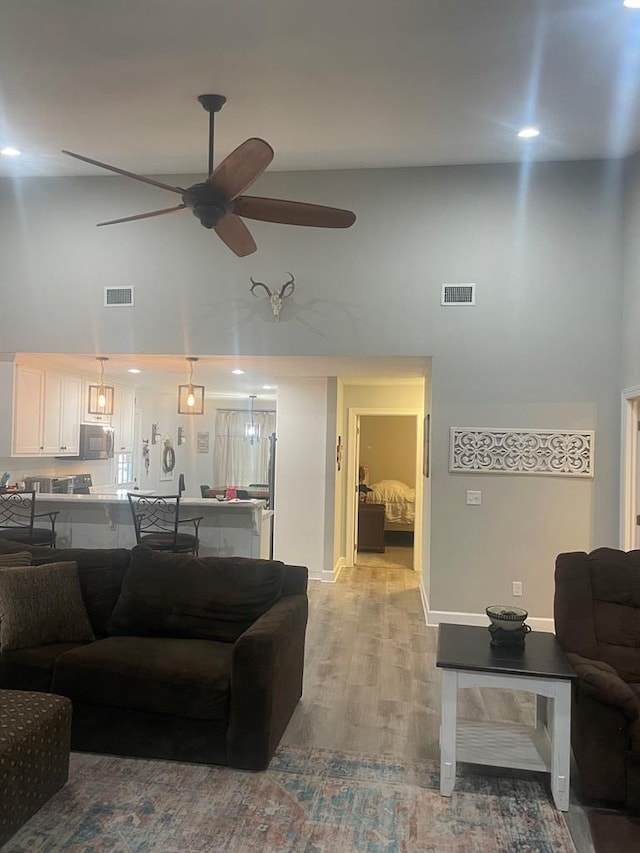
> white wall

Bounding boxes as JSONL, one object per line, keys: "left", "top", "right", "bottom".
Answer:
{"left": 0, "top": 157, "right": 624, "bottom": 619}
{"left": 273, "top": 378, "right": 331, "bottom": 580}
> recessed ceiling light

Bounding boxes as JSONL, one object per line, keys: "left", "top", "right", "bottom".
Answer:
{"left": 517, "top": 127, "right": 540, "bottom": 139}
{"left": 0, "top": 146, "right": 20, "bottom": 157}
{"left": 624, "top": 1, "right": 640, "bottom": 9}
{"left": 232, "top": 369, "right": 245, "bottom": 375}
{"left": 127, "top": 368, "right": 142, "bottom": 374}
{"left": 262, "top": 385, "right": 276, "bottom": 390}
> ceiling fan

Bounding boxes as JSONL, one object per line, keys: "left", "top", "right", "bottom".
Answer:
{"left": 62, "top": 94, "right": 356, "bottom": 257}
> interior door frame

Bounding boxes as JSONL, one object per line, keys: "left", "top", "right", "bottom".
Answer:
{"left": 346, "top": 406, "right": 424, "bottom": 571}
{"left": 620, "top": 385, "right": 640, "bottom": 550}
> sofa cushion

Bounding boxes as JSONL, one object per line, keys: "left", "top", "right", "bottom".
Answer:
{"left": 0, "top": 642, "right": 87, "bottom": 692}
{"left": 0, "top": 562, "right": 94, "bottom": 651}
{"left": 0, "top": 551, "right": 32, "bottom": 567}
{"left": 52, "top": 636, "right": 233, "bottom": 720}
{"left": 36, "top": 548, "right": 131, "bottom": 638}
{"left": 106, "top": 545, "right": 285, "bottom": 642}
{"left": 0, "top": 541, "right": 131, "bottom": 637}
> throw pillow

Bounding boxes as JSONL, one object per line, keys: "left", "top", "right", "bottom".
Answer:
{"left": 0, "top": 551, "right": 32, "bottom": 567}
{"left": 107, "top": 545, "right": 285, "bottom": 642}
{"left": 0, "top": 561, "right": 95, "bottom": 652}
{"left": 0, "top": 538, "right": 35, "bottom": 555}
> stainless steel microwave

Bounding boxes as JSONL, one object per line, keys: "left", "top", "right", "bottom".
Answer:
{"left": 78, "top": 423, "right": 114, "bottom": 460}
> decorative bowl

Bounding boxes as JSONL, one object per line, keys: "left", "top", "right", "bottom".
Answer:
{"left": 485, "top": 604, "right": 528, "bottom": 632}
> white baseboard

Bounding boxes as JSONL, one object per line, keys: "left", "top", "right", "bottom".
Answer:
{"left": 312, "top": 557, "right": 345, "bottom": 584}
{"left": 419, "top": 583, "right": 555, "bottom": 633}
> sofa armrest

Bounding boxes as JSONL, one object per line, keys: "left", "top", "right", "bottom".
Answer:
{"left": 568, "top": 652, "right": 640, "bottom": 721}
{"left": 227, "top": 593, "right": 308, "bottom": 770}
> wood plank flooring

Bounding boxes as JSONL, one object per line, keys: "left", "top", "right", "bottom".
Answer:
{"left": 282, "top": 544, "right": 595, "bottom": 853}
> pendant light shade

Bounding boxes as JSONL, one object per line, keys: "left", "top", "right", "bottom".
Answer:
{"left": 178, "top": 357, "right": 205, "bottom": 415}
{"left": 244, "top": 395, "right": 260, "bottom": 444}
{"left": 88, "top": 357, "right": 114, "bottom": 415}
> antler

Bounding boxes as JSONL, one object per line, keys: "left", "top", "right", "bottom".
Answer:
{"left": 279, "top": 272, "right": 295, "bottom": 299}
{"left": 250, "top": 276, "right": 272, "bottom": 297}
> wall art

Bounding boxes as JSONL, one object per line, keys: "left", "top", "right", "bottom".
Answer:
{"left": 449, "top": 427, "right": 594, "bottom": 478}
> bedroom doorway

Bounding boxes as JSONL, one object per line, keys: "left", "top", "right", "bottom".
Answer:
{"left": 347, "top": 408, "right": 424, "bottom": 574}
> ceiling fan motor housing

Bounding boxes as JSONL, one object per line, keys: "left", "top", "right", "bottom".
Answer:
{"left": 181, "top": 182, "right": 231, "bottom": 228}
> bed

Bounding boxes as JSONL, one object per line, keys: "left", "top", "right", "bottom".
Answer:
{"left": 368, "top": 479, "right": 415, "bottom": 531}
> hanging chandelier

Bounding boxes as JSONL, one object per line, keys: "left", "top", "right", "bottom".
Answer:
{"left": 244, "top": 395, "right": 260, "bottom": 444}
{"left": 177, "top": 357, "right": 205, "bottom": 415}
{"left": 88, "top": 356, "right": 114, "bottom": 415}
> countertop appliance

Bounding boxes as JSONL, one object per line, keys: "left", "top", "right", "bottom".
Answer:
{"left": 71, "top": 474, "right": 93, "bottom": 495}
{"left": 24, "top": 476, "right": 73, "bottom": 494}
{"left": 77, "top": 423, "right": 114, "bottom": 460}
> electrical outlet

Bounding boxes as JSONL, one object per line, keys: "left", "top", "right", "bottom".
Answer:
{"left": 512, "top": 581, "right": 523, "bottom": 597}
{"left": 466, "top": 490, "right": 482, "bottom": 505}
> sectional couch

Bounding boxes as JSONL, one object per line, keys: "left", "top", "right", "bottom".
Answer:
{"left": 0, "top": 539, "right": 308, "bottom": 771}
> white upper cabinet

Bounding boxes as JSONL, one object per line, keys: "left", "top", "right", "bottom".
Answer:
{"left": 113, "top": 385, "right": 135, "bottom": 453}
{"left": 41, "top": 372, "right": 81, "bottom": 455}
{"left": 11, "top": 364, "right": 81, "bottom": 457}
{"left": 12, "top": 364, "right": 45, "bottom": 455}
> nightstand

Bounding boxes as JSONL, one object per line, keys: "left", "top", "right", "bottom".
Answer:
{"left": 357, "top": 502, "right": 386, "bottom": 552}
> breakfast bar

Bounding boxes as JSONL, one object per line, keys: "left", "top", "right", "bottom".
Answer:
{"left": 32, "top": 493, "right": 273, "bottom": 559}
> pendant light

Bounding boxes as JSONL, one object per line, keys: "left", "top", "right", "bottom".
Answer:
{"left": 244, "top": 395, "right": 260, "bottom": 445}
{"left": 178, "top": 357, "right": 205, "bottom": 415}
{"left": 88, "top": 357, "right": 114, "bottom": 415}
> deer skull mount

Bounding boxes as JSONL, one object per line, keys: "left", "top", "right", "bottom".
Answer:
{"left": 249, "top": 273, "right": 295, "bottom": 321}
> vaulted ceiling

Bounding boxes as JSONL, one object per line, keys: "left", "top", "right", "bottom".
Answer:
{"left": 2, "top": 1, "right": 640, "bottom": 179}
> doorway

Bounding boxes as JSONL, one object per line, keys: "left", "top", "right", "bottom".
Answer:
{"left": 346, "top": 407, "right": 424, "bottom": 574}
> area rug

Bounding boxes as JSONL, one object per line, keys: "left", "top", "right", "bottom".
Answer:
{"left": 3, "top": 746, "right": 576, "bottom": 852}
{"left": 588, "top": 809, "right": 640, "bottom": 853}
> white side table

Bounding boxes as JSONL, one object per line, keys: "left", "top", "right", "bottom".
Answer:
{"left": 436, "top": 624, "right": 576, "bottom": 812}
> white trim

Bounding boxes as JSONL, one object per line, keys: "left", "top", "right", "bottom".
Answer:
{"left": 421, "top": 593, "right": 554, "bottom": 634}
{"left": 620, "top": 386, "right": 640, "bottom": 550}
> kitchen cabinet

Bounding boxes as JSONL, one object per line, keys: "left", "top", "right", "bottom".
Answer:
{"left": 12, "top": 364, "right": 45, "bottom": 455}
{"left": 357, "top": 502, "right": 386, "bottom": 553}
{"left": 41, "top": 372, "right": 81, "bottom": 455}
{"left": 113, "top": 385, "right": 135, "bottom": 453}
{"left": 10, "top": 364, "right": 81, "bottom": 457}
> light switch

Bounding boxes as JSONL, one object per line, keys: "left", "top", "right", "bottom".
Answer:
{"left": 466, "top": 490, "right": 482, "bottom": 505}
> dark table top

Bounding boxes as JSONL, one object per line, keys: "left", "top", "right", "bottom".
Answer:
{"left": 436, "top": 623, "right": 577, "bottom": 680}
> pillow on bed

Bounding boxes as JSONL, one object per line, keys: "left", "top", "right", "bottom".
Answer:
{"left": 370, "top": 480, "right": 414, "bottom": 500}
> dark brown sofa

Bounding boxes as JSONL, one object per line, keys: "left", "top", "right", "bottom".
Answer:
{"left": 0, "top": 540, "right": 308, "bottom": 771}
{"left": 554, "top": 547, "right": 640, "bottom": 810}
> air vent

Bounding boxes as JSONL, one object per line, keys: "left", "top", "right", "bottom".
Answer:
{"left": 441, "top": 283, "right": 476, "bottom": 306}
{"left": 104, "top": 286, "right": 134, "bottom": 307}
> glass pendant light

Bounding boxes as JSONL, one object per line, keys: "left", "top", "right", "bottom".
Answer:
{"left": 88, "top": 357, "right": 114, "bottom": 415}
{"left": 178, "top": 357, "right": 205, "bottom": 415}
{"left": 244, "top": 395, "right": 260, "bottom": 445}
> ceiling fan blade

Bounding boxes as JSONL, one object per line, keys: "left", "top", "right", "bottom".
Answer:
{"left": 234, "top": 195, "right": 356, "bottom": 228}
{"left": 62, "top": 150, "right": 186, "bottom": 195}
{"left": 206, "top": 138, "right": 274, "bottom": 201}
{"left": 96, "top": 205, "right": 188, "bottom": 227}
{"left": 214, "top": 212, "right": 257, "bottom": 257}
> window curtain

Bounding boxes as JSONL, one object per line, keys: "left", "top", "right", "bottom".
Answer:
{"left": 214, "top": 410, "right": 276, "bottom": 486}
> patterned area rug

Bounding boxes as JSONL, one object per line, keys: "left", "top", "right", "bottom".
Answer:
{"left": 4, "top": 746, "right": 576, "bottom": 852}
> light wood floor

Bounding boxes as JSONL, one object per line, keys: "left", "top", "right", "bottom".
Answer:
{"left": 282, "top": 544, "right": 595, "bottom": 853}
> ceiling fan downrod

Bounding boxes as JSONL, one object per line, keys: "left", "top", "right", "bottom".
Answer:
{"left": 197, "top": 94, "right": 226, "bottom": 176}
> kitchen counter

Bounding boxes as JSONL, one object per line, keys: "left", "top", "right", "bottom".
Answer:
{"left": 34, "top": 493, "right": 273, "bottom": 559}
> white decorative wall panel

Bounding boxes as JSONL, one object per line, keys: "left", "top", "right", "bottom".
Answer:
{"left": 449, "top": 428, "right": 594, "bottom": 477}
